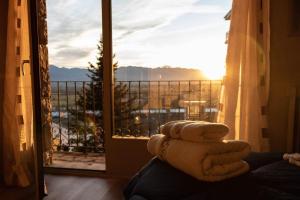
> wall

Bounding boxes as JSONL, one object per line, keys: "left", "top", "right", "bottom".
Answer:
{"left": 269, "top": 0, "right": 300, "bottom": 151}
{"left": 106, "top": 138, "right": 152, "bottom": 177}
{"left": 0, "top": 1, "right": 8, "bottom": 183}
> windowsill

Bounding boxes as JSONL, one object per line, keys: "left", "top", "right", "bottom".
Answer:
{"left": 112, "top": 135, "right": 150, "bottom": 141}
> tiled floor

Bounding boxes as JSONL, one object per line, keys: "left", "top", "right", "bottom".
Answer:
{"left": 48, "top": 152, "right": 106, "bottom": 170}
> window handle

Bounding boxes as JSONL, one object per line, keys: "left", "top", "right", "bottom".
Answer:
{"left": 21, "top": 60, "right": 30, "bottom": 76}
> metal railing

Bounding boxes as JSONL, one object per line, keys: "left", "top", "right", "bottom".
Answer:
{"left": 50, "top": 80, "right": 222, "bottom": 153}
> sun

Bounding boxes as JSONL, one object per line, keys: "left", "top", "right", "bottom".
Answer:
{"left": 201, "top": 67, "right": 225, "bottom": 80}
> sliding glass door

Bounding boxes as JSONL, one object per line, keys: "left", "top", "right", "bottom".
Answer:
{"left": 40, "top": 0, "right": 106, "bottom": 171}
{"left": 30, "top": 0, "right": 230, "bottom": 178}
{"left": 102, "top": 0, "right": 228, "bottom": 176}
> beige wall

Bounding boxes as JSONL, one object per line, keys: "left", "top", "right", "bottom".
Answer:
{"left": 269, "top": 0, "right": 300, "bottom": 151}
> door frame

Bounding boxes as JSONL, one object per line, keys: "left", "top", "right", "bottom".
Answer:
{"left": 30, "top": 0, "right": 151, "bottom": 186}
{"left": 28, "top": 0, "right": 45, "bottom": 199}
{"left": 102, "top": 0, "right": 114, "bottom": 176}
{"left": 102, "top": 0, "right": 152, "bottom": 178}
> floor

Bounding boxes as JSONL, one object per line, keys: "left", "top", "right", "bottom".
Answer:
{"left": 0, "top": 184, "right": 35, "bottom": 200}
{"left": 44, "top": 174, "right": 128, "bottom": 200}
{"left": 49, "top": 152, "right": 106, "bottom": 170}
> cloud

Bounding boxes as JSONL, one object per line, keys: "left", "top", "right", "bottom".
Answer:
{"left": 54, "top": 47, "right": 92, "bottom": 59}
{"left": 47, "top": 0, "right": 231, "bottom": 68}
{"left": 48, "top": 45, "right": 94, "bottom": 67}
{"left": 47, "top": 0, "right": 101, "bottom": 43}
{"left": 112, "top": 0, "right": 226, "bottom": 40}
{"left": 47, "top": 0, "right": 101, "bottom": 66}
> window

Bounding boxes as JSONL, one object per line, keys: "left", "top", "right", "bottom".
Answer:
{"left": 111, "top": 0, "right": 231, "bottom": 138}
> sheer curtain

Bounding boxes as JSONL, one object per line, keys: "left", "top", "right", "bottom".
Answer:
{"left": 2, "top": 0, "right": 35, "bottom": 187}
{"left": 218, "top": 0, "right": 270, "bottom": 152}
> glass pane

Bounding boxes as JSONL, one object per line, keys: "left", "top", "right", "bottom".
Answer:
{"left": 112, "top": 0, "right": 231, "bottom": 137}
{"left": 46, "top": 0, "right": 105, "bottom": 170}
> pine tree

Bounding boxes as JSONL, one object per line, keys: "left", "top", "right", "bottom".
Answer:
{"left": 77, "top": 41, "right": 105, "bottom": 113}
{"left": 68, "top": 39, "right": 144, "bottom": 153}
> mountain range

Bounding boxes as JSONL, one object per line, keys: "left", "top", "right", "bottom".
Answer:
{"left": 49, "top": 65, "right": 207, "bottom": 81}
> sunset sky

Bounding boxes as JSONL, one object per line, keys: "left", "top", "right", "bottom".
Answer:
{"left": 47, "top": 0, "right": 232, "bottom": 79}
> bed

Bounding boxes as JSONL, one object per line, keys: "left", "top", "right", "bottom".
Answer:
{"left": 124, "top": 152, "right": 300, "bottom": 200}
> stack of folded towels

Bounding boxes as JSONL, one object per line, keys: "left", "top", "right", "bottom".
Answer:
{"left": 283, "top": 153, "right": 300, "bottom": 167}
{"left": 147, "top": 120, "right": 251, "bottom": 182}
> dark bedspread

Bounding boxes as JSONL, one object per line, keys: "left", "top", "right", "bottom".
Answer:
{"left": 124, "top": 152, "right": 300, "bottom": 200}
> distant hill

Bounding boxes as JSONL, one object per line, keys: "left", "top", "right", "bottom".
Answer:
{"left": 49, "top": 65, "right": 207, "bottom": 81}
{"left": 115, "top": 66, "right": 206, "bottom": 81}
{"left": 49, "top": 65, "right": 90, "bottom": 81}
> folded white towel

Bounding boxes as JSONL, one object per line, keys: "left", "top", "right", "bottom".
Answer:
{"left": 160, "top": 120, "right": 194, "bottom": 136}
{"left": 160, "top": 120, "right": 229, "bottom": 143}
{"left": 147, "top": 133, "right": 168, "bottom": 157}
{"left": 283, "top": 153, "right": 300, "bottom": 167}
{"left": 283, "top": 153, "right": 300, "bottom": 161}
{"left": 289, "top": 159, "right": 300, "bottom": 167}
{"left": 147, "top": 134, "right": 251, "bottom": 182}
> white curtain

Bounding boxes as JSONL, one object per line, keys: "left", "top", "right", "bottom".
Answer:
{"left": 2, "top": 0, "right": 34, "bottom": 187}
{"left": 218, "top": 0, "right": 270, "bottom": 152}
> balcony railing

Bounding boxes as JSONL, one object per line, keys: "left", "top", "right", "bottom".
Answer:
{"left": 50, "top": 80, "right": 222, "bottom": 153}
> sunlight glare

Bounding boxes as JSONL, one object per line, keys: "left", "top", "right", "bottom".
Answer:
{"left": 201, "top": 66, "right": 225, "bottom": 80}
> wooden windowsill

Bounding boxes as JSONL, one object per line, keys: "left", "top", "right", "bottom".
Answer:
{"left": 112, "top": 135, "right": 150, "bottom": 141}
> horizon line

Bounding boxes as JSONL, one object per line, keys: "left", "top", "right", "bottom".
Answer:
{"left": 49, "top": 64, "right": 207, "bottom": 71}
